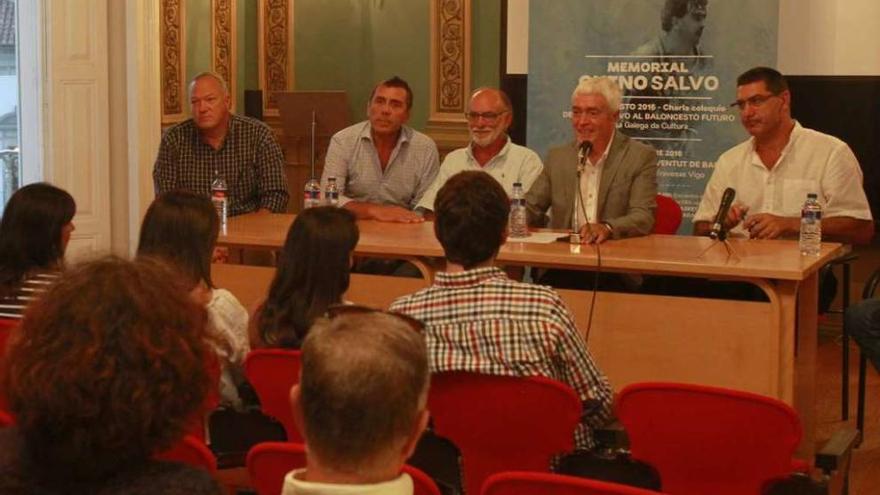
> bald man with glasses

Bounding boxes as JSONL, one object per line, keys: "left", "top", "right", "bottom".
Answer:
{"left": 416, "top": 87, "right": 543, "bottom": 214}
{"left": 693, "top": 67, "right": 872, "bottom": 243}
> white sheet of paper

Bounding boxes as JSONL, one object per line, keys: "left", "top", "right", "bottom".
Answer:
{"left": 506, "top": 232, "right": 564, "bottom": 244}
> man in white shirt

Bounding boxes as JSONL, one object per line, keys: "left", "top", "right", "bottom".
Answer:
{"left": 281, "top": 312, "right": 429, "bottom": 495}
{"left": 693, "top": 67, "right": 873, "bottom": 243}
{"left": 417, "top": 88, "right": 543, "bottom": 214}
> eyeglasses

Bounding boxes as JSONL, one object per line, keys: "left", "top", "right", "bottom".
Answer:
{"left": 464, "top": 111, "right": 508, "bottom": 123}
{"left": 326, "top": 303, "right": 425, "bottom": 332}
{"left": 730, "top": 93, "right": 779, "bottom": 111}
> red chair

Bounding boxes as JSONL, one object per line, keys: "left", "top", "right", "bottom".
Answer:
{"left": 0, "top": 409, "right": 13, "bottom": 427}
{"left": 246, "top": 442, "right": 442, "bottom": 495}
{"left": 244, "top": 349, "right": 303, "bottom": 442}
{"left": 652, "top": 194, "right": 682, "bottom": 235}
{"left": 155, "top": 434, "right": 217, "bottom": 473}
{"left": 482, "top": 471, "right": 666, "bottom": 495}
{"left": 616, "top": 382, "right": 805, "bottom": 495}
{"left": 427, "top": 372, "right": 581, "bottom": 495}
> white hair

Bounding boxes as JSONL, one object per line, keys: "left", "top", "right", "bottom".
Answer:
{"left": 571, "top": 76, "right": 622, "bottom": 113}
{"left": 188, "top": 71, "right": 229, "bottom": 98}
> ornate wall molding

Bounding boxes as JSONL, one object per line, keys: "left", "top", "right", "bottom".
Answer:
{"left": 426, "top": 0, "right": 472, "bottom": 156}
{"left": 258, "top": 0, "right": 295, "bottom": 117}
{"left": 212, "top": 0, "right": 237, "bottom": 110}
{"left": 160, "top": 0, "right": 186, "bottom": 124}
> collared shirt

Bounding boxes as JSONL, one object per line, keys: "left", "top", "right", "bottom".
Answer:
{"left": 416, "top": 137, "right": 543, "bottom": 211}
{"left": 694, "top": 122, "right": 873, "bottom": 237}
{"left": 0, "top": 272, "right": 59, "bottom": 319}
{"left": 574, "top": 132, "right": 614, "bottom": 230}
{"left": 282, "top": 469, "right": 413, "bottom": 495}
{"left": 321, "top": 121, "right": 439, "bottom": 209}
{"left": 389, "top": 267, "right": 614, "bottom": 450}
{"left": 153, "top": 114, "right": 290, "bottom": 215}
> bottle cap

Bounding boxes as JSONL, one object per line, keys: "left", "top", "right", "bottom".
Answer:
{"left": 807, "top": 193, "right": 817, "bottom": 199}
{"left": 513, "top": 182, "right": 522, "bottom": 187}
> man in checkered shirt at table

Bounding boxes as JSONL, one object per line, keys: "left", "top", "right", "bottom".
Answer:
{"left": 153, "top": 72, "right": 289, "bottom": 215}
{"left": 390, "top": 170, "right": 614, "bottom": 450}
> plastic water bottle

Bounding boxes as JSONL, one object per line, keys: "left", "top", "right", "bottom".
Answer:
{"left": 324, "top": 176, "right": 339, "bottom": 206}
{"left": 799, "top": 193, "right": 822, "bottom": 256}
{"left": 509, "top": 182, "right": 529, "bottom": 238}
{"left": 210, "top": 172, "right": 228, "bottom": 231}
{"left": 303, "top": 177, "right": 321, "bottom": 209}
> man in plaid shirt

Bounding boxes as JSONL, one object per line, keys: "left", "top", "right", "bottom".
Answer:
{"left": 390, "top": 171, "right": 613, "bottom": 450}
{"left": 153, "top": 72, "right": 289, "bottom": 215}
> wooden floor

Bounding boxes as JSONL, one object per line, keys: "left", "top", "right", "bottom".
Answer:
{"left": 817, "top": 319, "right": 879, "bottom": 494}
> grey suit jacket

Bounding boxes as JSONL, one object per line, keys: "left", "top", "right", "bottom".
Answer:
{"left": 525, "top": 132, "right": 658, "bottom": 239}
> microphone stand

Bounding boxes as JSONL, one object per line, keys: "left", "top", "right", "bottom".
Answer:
{"left": 696, "top": 225, "right": 739, "bottom": 261}
{"left": 309, "top": 110, "right": 317, "bottom": 180}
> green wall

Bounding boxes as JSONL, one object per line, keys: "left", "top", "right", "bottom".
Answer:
{"left": 184, "top": 0, "right": 502, "bottom": 129}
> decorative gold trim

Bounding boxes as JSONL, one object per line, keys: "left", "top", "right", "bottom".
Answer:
{"left": 426, "top": 0, "right": 472, "bottom": 155}
{"left": 258, "top": 0, "right": 295, "bottom": 117}
{"left": 160, "top": 0, "right": 186, "bottom": 124}
{"left": 212, "top": 0, "right": 237, "bottom": 111}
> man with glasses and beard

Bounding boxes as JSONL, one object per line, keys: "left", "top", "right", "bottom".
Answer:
{"left": 693, "top": 67, "right": 872, "bottom": 243}
{"left": 416, "top": 88, "right": 543, "bottom": 215}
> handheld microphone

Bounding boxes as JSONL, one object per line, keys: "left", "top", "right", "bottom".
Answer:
{"left": 576, "top": 141, "right": 592, "bottom": 175}
{"left": 709, "top": 187, "right": 736, "bottom": 240}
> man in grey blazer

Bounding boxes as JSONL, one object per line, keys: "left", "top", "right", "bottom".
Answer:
{"left": 526, "top": 77, "right": 658, "bottom": 244}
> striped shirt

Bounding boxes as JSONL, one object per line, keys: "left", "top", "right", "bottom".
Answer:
{"left": 321, "top": 121, "right": 439, "bottom": 209}
{"left": 0, "top": 272, "right": 60, "bottom": 319}
{"left": 153, "top": 114, "right": 290, "bottom": 215}
{"left": 390, "top": 266, "right": 613, "bottom": 449}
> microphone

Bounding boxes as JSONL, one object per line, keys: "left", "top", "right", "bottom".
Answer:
{"left": 709, "top": 187, "right": 736, "bottom": 240}
{"left": 576, "top": 141, "right": 592, "bottom": 175}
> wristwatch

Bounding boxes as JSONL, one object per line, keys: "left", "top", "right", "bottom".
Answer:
{"left": 600, "top": 222, "right": 614, "bottom": 236}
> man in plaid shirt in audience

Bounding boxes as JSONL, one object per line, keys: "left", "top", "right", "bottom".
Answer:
{"left": 390, "top": 171, "right": 613, "bottom": 450}
{"left": 153, "top": 72, "right": 289, "bottom": 215}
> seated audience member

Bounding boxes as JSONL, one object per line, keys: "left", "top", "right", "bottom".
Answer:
{"left": 390, "top": 171, "right": 613, "bottom": 450}
{"left": 282, "top": 311, "right": 429, "bottom": 494}
{"left": 250, "top": 206, "right": 359, "bottom": 349}
{"left": 847, "top": 297, "right": 880, "bottom": 373}
{"left": 0, "top": 257, "right": 222, "bottom": 494}
{"left": 416, "top": 87, "right": 543, "bottom": 215}
{"left": 321, "top": 76, "right": 439, "bottom": 223}
{"left": 137, "top": 190, "right": 249, "bottom": 407}
{"left": 693, "top": 67, "right": 873, "bottom": 243}
{"left": 525, "top": 77, "right": 658, "bottom": 244}
{"left": 0, "top": 183, "right": 75, "bottom": 319}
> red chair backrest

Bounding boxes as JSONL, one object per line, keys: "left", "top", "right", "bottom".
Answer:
{"left": 652, "top": 194, "right": 682, "bottom": 235}
{"left": 428, "top": 372, "right": 581, "bottom": 495}
{"left": 482, "top": 471, "right": 666, "bottom": 495}
{"left": 616, "top": 382, "right": 802, "bottom": 495}
{"left": 244, "top": 349, "right": 303, "bottom": 442}
{"left": 247, "top": 442, "right": 441, "bottom": 495}
{"left": 0, "top": 409, "right": 13, "bottom": 427}
{"left": 155, "top": 434, "right": 217, "bottom": 473}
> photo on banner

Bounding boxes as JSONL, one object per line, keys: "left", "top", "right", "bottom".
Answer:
{"left": 527, "top": 0, "right": 779, "bottom": 233}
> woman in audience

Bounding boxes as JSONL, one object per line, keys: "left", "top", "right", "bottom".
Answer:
{"left": 0, "top": 256, "right": 222, "bottom": 494}
{"left": 137, "top": 190, "right": 249, "bottom": 407}
{"left": 251, "top": 206, "right": 359, "bottom": 349}
{"left": 0, "top": 183, "right": 75, "bottom": 319}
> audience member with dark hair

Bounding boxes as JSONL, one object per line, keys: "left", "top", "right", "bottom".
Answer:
{"left": 282, "top": 311, "right": 429, "bottom": 493}
{"left": 0, "top": 256, "right": 222, "bottom": 494}
{"left": 0, "top": 183, "right": 76, "bottom": 319}
{"left": 391, "top": 170, "right": 613, "bottom": 450}
{"left": 137, "top": 190, "right": 249, "bottom": 407}
{"left": 251, "top": 206, "right": 359, "bottom": 349}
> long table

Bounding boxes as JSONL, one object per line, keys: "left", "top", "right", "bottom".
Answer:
{"left": 219, "top": 213, "right": 845, "bottom": 456}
